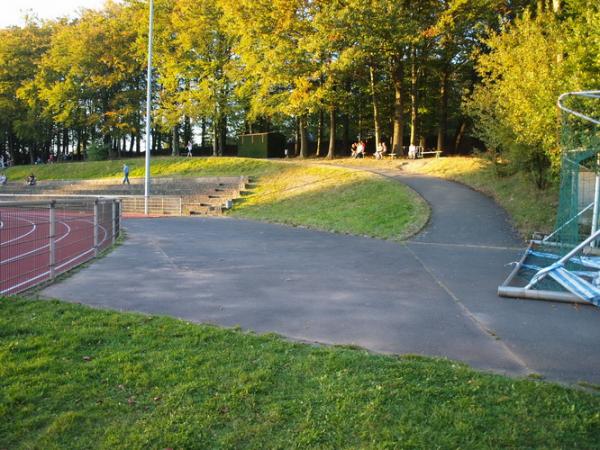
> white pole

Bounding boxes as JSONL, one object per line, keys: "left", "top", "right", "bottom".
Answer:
{"left": 144, "top": 0, "right": 154, "bottom": 215}
{"left": 93, "top": 200, "right": 99, "bottom": 257}
{"left": 49, "top": 202, "right": 56, "bottom": 279}
{"left": 592, "top": 160, "right": 600, "bottom": 247}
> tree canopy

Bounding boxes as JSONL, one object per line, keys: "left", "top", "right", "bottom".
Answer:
{"left": 0, "top": 0, "right": 597, "bottom": 181}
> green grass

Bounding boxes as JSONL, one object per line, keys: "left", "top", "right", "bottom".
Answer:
{"left": 4, "top": 157, "right": 429, "bottom": 241}
{"left": 231, "top": 164, "right": 429, "bottom": 240}
{"left": 1, "top": 298, "right": 598, "bottom": 449}
{"left": 4, "top": 156, "right": 280, "bottom": 181}
{"left": 326, "top": 156, "right": 558, "bottom": 239}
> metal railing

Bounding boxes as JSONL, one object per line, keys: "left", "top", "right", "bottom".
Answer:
{"left": 0, "top": 198, "right": 121, "bottom": 295}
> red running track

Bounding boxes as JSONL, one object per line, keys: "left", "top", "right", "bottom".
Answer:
{"left": 0, "top": 208, "right": 109, "bottom": 295}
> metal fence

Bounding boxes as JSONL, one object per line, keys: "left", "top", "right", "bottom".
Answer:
{"left": 0, "top": 198, "right": 121, "bottom": 295}
{"left": 0, "top": 194, "right": 184, "bottom": 216}
{"left": 119, "top": 195, "right": 183, "bottom": 215}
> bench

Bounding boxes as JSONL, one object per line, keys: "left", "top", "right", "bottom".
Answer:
{"left": 388, "top": 153, "right": 398, "bottom": 160}
{"left": 419, "top": 150, "right": 442, "bottom": 158}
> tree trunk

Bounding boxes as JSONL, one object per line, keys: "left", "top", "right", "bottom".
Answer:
{"left": 316, "top": 109, "right": 323, "bottom": 157}
{"left": 342, "top": 113, "right": 349, "bottom": 156}
{"left": 212, "top": 119, "right": 218, "bottom": 156}
{"left": 183, "top": 115, "right": 192, "bottom": 147}
{"left": 552, "top": 0, "right": 561, "bottom": 13}
{"left": 129, "top": 134, "right": 135, "bottom": 153}
{"left": 76, "top": 129, "right": 82, "bottom": 157}
{"left": 56, "top": 130, "right": 61, "bottom": 156}
{"left": 219, "top": 115, "right": 227, "bottom": 156}
{"left": 326, "top": 108, "right": 336, "bottom": 159}
{"left": 436, "top": 68, "right": 449, "bottom": 152}
{"left": 369, "top": 65, "right": 381, "bottom": 150}
{"left": 410, "top": 47, "right": 419, "bottom": 146}
{"left": 299, "top": 116, "right": 308, "bottom": 158}
{"left": 294, "top": 117, "right": 300, "bottom": 156}
{"left": 454, "top": 121, "right": 467, "bottom": 152}
{"left": 62, "top": 128, "right": 69, "bottom": 156}
{"left": 172, "top": 126, "right": 179, "bottom": 156}
{"left": 7, "top": 132, "right": 16, "bottom": 163}
{"left": 392, "top": 58, "right": 404, "bottom": 156}
{"left": 200, "top": 118, "right": 207, "bottom": 149}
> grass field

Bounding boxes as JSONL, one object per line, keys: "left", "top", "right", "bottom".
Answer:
{"left": 5, "top": 154, "right": 559, "bottom": 239}
{"left": 1, "top": 157, "right": 598, "bottom": 447}
{"left": 325, "top": 156, "right": 558, "bottom": 239}
{"left": 4, "top": 156, "right": 279, "bottom": 180}
{"left": 231, "top": 164, "right": 428, "bottom": 240}
{"left": 1, "top": 298, "right": 598, "bottom": 449}
{"left": 4, "top": 157, "right": 429, "bottom": 241}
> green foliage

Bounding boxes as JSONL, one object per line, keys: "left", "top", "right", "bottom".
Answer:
{"left": 1, "top": 298, "right": 599, "bottom": 448}
{"left": 85, "top": 141, "right": 110, "bottom": 161}
{"left": 465, "top": 1, "right": 600, "bottom": 187}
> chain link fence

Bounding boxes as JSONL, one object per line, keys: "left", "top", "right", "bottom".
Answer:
{"left": 0, "top": 198, "right": 121, "bottom": 295}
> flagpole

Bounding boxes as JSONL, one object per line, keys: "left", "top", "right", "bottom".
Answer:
{"left": 144, "top": 0, "right": 154, "bottom": 215}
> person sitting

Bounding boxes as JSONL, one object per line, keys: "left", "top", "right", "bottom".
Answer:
{"left": 350, "top": 142, "right": 358, "bottom": 158}
{"left": 26, "top": 173, "right": 36, "bottom": 186}
{"left": 0, "top": 173, "right": 6, "bottom": 185}
{"left": 354, "top": 140, "right": 365, "bottom": 158}
{"left": 374, "top": 142, "right": 387, "bottom": 160}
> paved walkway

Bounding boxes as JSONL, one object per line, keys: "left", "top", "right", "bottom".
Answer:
{"left": 41, "top": 169, "right": 600, "bottom": 384}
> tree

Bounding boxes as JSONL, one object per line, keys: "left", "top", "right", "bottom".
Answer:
{"left": 465, "top": 1, "right": 600, "bottom": 186}
{"left": 221, "top": 0, "right": 319, "bottom": 158}
{"left": 0, "top": 19, "right": 54, "bottom": 163}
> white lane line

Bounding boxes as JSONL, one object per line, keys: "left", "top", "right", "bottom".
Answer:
{"left": 1, "top": 215, "right": 111, "bottom": 294}
{"left": 0, "top": 220, "right": 71, "bottom": 265}
{"left": 1, "top": 246, "right": 96, "bottom": 295}
{"left": 0, "top": 217, "right": 37, "bottom": 247}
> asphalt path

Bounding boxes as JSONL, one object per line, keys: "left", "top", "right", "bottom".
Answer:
{"left": 41, "top": 168, "right": 600, "bottom": 384}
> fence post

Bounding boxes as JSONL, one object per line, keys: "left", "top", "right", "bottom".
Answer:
{"left": 111, "top": 199, "right": 116, "bottom": 245}
{"left": 93, "top": 199, "right": 99, "bottom": 257}
{"left": 49, "top": 201, "right": 56, "bottom": 279}
{"left": 179, "top": 197, "right": 183, "bottom": 216}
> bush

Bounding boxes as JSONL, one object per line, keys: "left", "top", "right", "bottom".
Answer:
{"left": 85, "top": 141, "right": 110, "bottom": 161}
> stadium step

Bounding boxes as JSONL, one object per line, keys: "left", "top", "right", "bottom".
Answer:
{"left": 0, "top": 176, "right": 248, "bottom": 217}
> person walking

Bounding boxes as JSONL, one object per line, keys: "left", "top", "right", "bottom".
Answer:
{"left": 186, "top": 140, "right": 193, "bottom": 157}
{"left": 122, "top": 163, "right": 130, "bottom": 185}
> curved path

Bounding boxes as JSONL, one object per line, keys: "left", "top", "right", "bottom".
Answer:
{"left": 41, "top": 168, "right": 600, "bottom": 384}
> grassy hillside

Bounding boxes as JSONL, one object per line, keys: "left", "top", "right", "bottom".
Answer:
{"left": 324, "top": 156, "right": 557, "bottom": 239}
{"left": 1, "top": 298, "right": 598, "bottom": 449}
{"left": 400, "top": 157, "right": 558, "bottom": 238}
{"left": 3, "top": 157, "right": 428, "bottom": 241}
{"left": 232, "top": 164, "right": 428, "bottom": 241}
{"left": 4, "top": 156, "right": 279, "bottom": 180}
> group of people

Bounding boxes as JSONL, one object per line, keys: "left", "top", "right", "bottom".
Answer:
{"left": 351, "top": 140, "right": 388, "bottom": 159}
{"left": 351, "top": 141, "right": 366, "bottom": 158}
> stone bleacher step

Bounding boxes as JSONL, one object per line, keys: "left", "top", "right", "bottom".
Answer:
{"left": 1, "top": 175, "right": 249, "bottom": 217}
